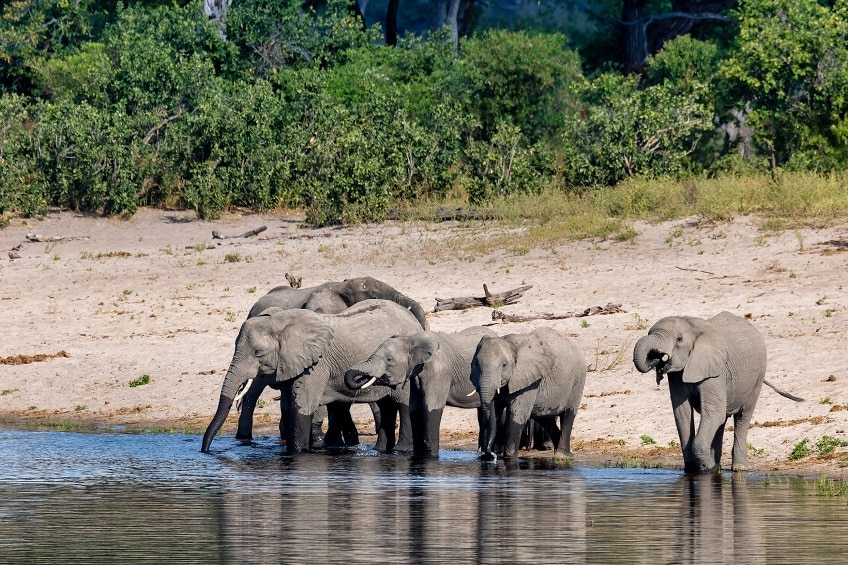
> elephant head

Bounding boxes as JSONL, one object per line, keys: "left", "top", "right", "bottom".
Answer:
{"left": 326, "top": 277, "right": 429, "bottom": 330}
{"left": 633, "top": 316, "right": 725, "bottom": 385}
{"left": 201, "top": 308, "right": 334, "bottom": 452}
{"left": 344, "top": 332, "right": 440, "bottom": 391}
{"left": 471, "top": 333, "right": 552, "bottom": 455}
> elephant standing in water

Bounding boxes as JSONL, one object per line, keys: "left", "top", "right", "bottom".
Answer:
{"left": 201, "top": 300, "right": 422, "bottom": 453}
{"left": 471, "top": 327, "right": 586, "bottom": 461}
{"left": 235, "top": 277, "right": 429, "bottom": 445}
{"left": 633, "top": 311, "right": 803, "bottom": 473}
{"left": 344, "top": 326, "right": 497, "bottom": 457}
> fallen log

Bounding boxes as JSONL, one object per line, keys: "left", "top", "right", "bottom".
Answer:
{"left": 25, "top": 233, "right": 89, "bottom": 243}
{"left": 211, "top": 225, "right": 267, "bottom": 240}
{"left": 433, "top": 284, "right": 533, "bottom": 312}
{"left": 492, "top": 302, "right": 625, "bottom": 323}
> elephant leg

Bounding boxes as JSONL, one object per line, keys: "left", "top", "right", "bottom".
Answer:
{"left": 410, "top": 393, "right": 442, "bottom": 458}
{"left": 537, "top": 416, "right": 563, "bottom": 455}
{"left": 311, "top": 404, "right": 327, "bottom": 445}
{"left": 558, "top": 408, "right": 577, "bottom": 455}
{"left": 731, "top": 408, "right": 755, "bottom": 471}
{"left": 370, "top": 402, "right": 382, "bottom": 440}
{"left": 502, "top": 399, "right": 533, "bottom": 460}
{"left": 669, "top": 381, "right": 698, "bottom": 473}
{"left": 394, "top": 402, "right": 414, "bottom": 453}
{"left": 519, "top": 420, "right": 533, "bottom": 451}
{"left": 235, "top": 378, "right": 268, "bottom": 441}
{"left": 374, "top": 397, "right": 398, "bottom": 453}
{"left": 289, "top": 411, "right": 314, "bottom": 453}
{"left": 534, "top": 418, "right": 553, "bottom": 451}
{"left": 278, "top": 380, "right": 294, "bottom": 446}
{"left": 691, "top": 382, "right": 727, "bottom": 473}
{"left": 338, "top": 403, "right": 360, "bottom": 446}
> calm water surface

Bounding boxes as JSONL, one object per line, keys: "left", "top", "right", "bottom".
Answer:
{"left": 0, "top": 429, "right": 846, "bottom": 564}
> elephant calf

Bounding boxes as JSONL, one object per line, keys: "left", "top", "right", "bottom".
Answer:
{"left": 471, "top": 327, "right": 587, "bottom": 461}
{"left": 344, "top": 326, "right": 497, "bottom": 457}
{"left": 633, "top": 311, "right": 804, "bottom": 473}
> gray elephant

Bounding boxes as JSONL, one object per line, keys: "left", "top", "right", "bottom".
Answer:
{"left": 247, "top": 276, "right": 429, "bottom": 327}
{"left": 633, "top": 311, "right": 803, "bottom": 473}
{"left": 344, "top": 326, "right": 497, "bottom": 458}
{"left": 471, "top": 327, "right": 587, "bottom": 461}
{"left": 236, "top": 276, "right": 429, "bottom": 444}
{"left": 201, "top": 299, "right": 422, "bottom": 453}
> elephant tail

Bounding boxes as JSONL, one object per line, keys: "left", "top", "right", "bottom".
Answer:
{"left": 763, "top": 379, "right": 804, "bottom": 402}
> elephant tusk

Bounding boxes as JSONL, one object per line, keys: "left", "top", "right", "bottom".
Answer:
{"left": 467, "top": 390, "right": 477, "bottom": 397}
{"left": 233, "top": 378, "right": 254, "bottom": 404}
{"left": 360, "top": 376, "right": 378, "bottom": 389}
{"left": 661, "top": 354, "right": 669, "bottom": 363}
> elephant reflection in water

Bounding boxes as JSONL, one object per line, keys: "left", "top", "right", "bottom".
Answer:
{"left": 672, "top": 474, "right": 766, "bottom": 564}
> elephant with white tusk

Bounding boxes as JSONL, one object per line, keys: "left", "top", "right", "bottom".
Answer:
{"left": 344, "top": 326, "right": 497, "bottom": 458}
{"left": 201, "top": 300, "right": 422, "bottom": 454}
{"left": 234, "top": 276, "right": 429, "bottom": 447}
{"left": 633, "top": 311, "right": 804, "bottom": 474}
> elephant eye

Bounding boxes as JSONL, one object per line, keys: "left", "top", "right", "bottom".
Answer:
{"left": 676, "top": 336, "right": 683, "bottom": 343}
{"left": 254, "top": 348, "right": 265, "bottom": 357}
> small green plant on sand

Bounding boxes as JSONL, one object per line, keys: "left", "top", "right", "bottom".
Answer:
{"left": 640, "top": 435, "right": 657, "bottom": 445}
{"left": 815, "top": 436, "right": 848, "bottom": 457}
{"left": 788, "top": 438, "right": 812, "bottom": 461}
{"left": 129, "top": 375, "right": 151, "bottom": 388}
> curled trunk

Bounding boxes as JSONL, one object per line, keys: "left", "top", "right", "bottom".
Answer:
{"left": 633, "top": 334, "right": 666, "bottom": 373}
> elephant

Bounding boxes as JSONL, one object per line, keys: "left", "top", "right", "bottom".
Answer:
{"left": 633, "top": 311, "right": 804, "bottom": 473}
{"left": 471, "top": 327, "right": 587, "bottom": 461}
{"left": 343, "top": 326, "right": 497, "bottom": 458}
{"left": 201, "top": 299, "right": 422, "bottom": 453}
{"left": 247, "top": 276, "right": 429, "bottom": 327}
{"left": 235, "top": 276, "right": 429, "bottom": 445}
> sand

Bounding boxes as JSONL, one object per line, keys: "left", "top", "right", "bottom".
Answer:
{"left": 1, "top": 208, "right": 846, "bottom": 478}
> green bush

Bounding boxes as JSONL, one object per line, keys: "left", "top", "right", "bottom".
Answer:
{"left": 562, "top": 73, "right": 713, "bottom": 187}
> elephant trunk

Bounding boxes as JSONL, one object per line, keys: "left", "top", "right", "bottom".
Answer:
{"left": 390, "top": 290, "right": 429, "bottom": 330}
{"left": 200, "top": 366, "right": 250, "bottom": 452}
{"left": 201, "top": 395, "right": 233, "bottom": 452}
{"left": 344, "top": 367, "right": 377, "bottom": 390}
{"left": 633, "top": 334, "right": 667, "bottom": 373}
{"left": 480, "top": 400, "right": 497, "bottom": 455}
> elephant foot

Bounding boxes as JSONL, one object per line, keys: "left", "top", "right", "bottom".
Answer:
{"left": 235, "top": 432, "right": 253, "bottom": 441}
{"left": 731, "top": 463, "right": 749, "bottom": 472}
{"left": 552, "top": 450, "right": 573, "bottom": 462}
{"left": 480, "top": 452, "right": 497, "bottom": 462}
{"left": 698, "top": 463, "right": 720, "bottom": 474}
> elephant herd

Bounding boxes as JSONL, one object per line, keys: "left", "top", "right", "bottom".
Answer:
{"left": 201, "top": 277, "right": 803, "bottom": 474}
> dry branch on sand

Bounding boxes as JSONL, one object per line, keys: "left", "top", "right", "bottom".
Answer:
{"left": 211, "top": 225, "right": 267, "bottom": 239}
{"left": 492, "top": 303, "right": 625, "bottom": 323}
{"left": 433, "top": 284, "right": 533, "bottom": 312}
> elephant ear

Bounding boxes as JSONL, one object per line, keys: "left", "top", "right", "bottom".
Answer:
{"left": 507, "top": 334, "right": 552, "bottom": 394}
{"left": 682, "top": 332, "right": 726, "bottom": 384}
{"left": 273, "top": 312, "right": 335, "bottom": 382}
{"left": 256, "top": 306, "right": 284, "bottom": 317}
{"left": 409, "top": 332, "right": 440, "bottom": 369}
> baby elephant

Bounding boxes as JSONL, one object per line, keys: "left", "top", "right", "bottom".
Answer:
{"left": 633, "top": 311, "right": 803, "bottom": 473}
{"left": 471, "top": 327, "right": 587, "bottom": 461}
{"left": 344, "top": 326, "right": 497, "bottom": 457}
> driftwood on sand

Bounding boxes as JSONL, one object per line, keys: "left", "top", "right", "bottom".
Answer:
{"left": 25, "top": 233, "right": 90, "bottom": 243}
{"left": 211, "top": 225, "right": 267, "bottom": 240}
{"left": 433, "top": 284, "right": 533, "bottom": 312}
{"left": 492, "top": 303, "right": 625, "bottom": 323}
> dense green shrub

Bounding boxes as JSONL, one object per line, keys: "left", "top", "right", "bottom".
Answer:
{"left": 722, "top": 0, "right": 848, "bottom": 168}
{"left": 448, "top": 29, "right": 584, "bottom": 144}
{"left": 562, "top": 73, "right": 713, "bottom": 187}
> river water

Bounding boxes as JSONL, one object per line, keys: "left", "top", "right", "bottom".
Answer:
{"left": 0, "top": 429, "right": 846, "bottom": 564}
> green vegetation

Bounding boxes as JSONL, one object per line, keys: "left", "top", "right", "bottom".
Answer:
{"left": 129, "top": 374, "right": 151, "bottom": 388}
{"left": 2, "top": 1, "right": 848, "bottom": 226}
{"left": 789, "top": 436, "right": 848, "bottom": 460}
{"left": 640, "top": 435, "right": 657, "bottom": 446}
{"left": 788, "top": 438, "right": 813, "bottom": 461}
